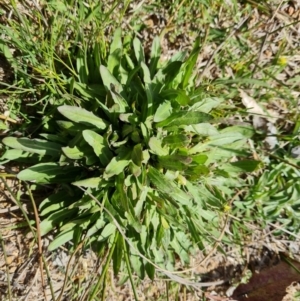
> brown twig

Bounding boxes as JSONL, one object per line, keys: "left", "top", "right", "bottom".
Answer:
{"left": 26, "top": 184, "right": 47, "bottom": 301}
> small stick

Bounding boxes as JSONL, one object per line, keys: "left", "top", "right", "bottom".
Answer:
{"left": 26, "top": 184, "right": 47, "bottom": 301}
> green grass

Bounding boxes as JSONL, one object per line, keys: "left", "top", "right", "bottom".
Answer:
{"left": 0, "top": 0, "right": 300, "bottom": 300}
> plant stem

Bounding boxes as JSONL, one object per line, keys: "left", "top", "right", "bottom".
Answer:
{"left": 0, "top": 232, "right": 12, "bottom": 301}
{"left": 88, "top": 232, "right": 118, "bottom": 301}
{"left": 123, "top": 236, "right": 139, "bottom": 301}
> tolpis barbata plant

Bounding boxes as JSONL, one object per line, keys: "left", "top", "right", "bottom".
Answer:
{"left": 1, "top": 29, "right": 260, "bottom": 279}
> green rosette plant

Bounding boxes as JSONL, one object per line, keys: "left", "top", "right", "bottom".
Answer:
{"left": 1, "top": 29, "right": 260, "bottom": 279}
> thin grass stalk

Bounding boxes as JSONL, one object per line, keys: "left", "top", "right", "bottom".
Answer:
{"left": 123, "top": 236, "right": 139, "bottom": 301}
{"left": 0, "top": 232, "right": 12, "bottom": 301}
{"left": 88, "top": 232, "right": 118, "bottom": 301}
{"left": 26, "top": 184, "right": 53, "bottom": 301}
{"left": 100, "top": 271, "right": 107, "bottom": 301}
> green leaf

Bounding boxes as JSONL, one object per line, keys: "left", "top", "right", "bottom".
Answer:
{"left": 158, "top": 155, "right": 192, "bottom": 171}
{"left": 149, "top": 36, "right": 161, "bottom": 77}
{"left": 18, "top": 163, "right": 81, "bottom": 184}
{"left": 129, "top": 241, "right": 145, "bottom": 279}
{"left": 133, "top": 37, "right": 145, "bottom": 64}
{"left": 145, "top": 262, "right": 155, "bottom": 280}
{"left": 57, "top": 105, "right": 108, "bottom": 130}
{"left": 82, "top": 129, "right": 113, "bottom": 166}
{"left": 153, "top": 101, "right": 172, "bottom": 122}
{"left": 72, "top": 177, "right": 102, "bottom": 188}
{"left": 108, "top": 28, "right": 122, "bottom": 76}
{"left": 185, "top": 123, "right": 219, "bottom": 136}
{"left": 192, "top": 154, "right": 208, "bottom": 164}
{"left": 189, "top": 97, "right": 222, "bottom": 113}
{"left": 134, "top": 187, "right": 148, "bottom": 219}
{"left": 39, "top": 133, "right": 66, "bottom": 144}
{"left": 141, "top": 62, "right": 151, "bottom": 84}
{"left": 0, "top": 149, "right": 41, "bottom": 164}
{"left": 48, "top": 228, "right": 76, "bottom": 251}
{"left": 113, "top": 232, "right": 123, "bottom": 275}
{"left": 220, "top": 160, "right": 262, "bottom": 173}
{"left": 140, "top": 122, "right": 149, "bottom": 144}
{"left": 62, "top": 145, "right": 84, "bottom": 160}
{"left": 0, "top": 121, "right": 8, "bottom": 130}
{"left": 115, "top": 172, "right": 129, "bottom": 210}
{"left": 162, "top": 61, "right": 183, "bottom": 84}
{"left": 125, "top": 210, "right": 142, "bottom": 233}
{"left": 39, "top": 190, "right": 80, "bottom": 216}
{"left": 98, "top": 223, "right": 116, "bottom": 242}
{"left": 86, "top": 215, "right": 106, "bottom": 238}
{"left": 56, "top": 120, "right": 88, "bottom": 135}
{"left": 40, "top": 207, "right": 78, "bottom": 236}
{"left": 184, "top": 165, "right": 209, "bottom": 180}
{"left": 221, "top": 125, "right": 254, "bottom": 138}
{"left": 162, "top": 134, "right": 190, "bottom": 148}
{"left": 170, "top": 235, "right": 190, "bottom": 263}
{"left": 148, "top": 167, "right": 192, "bottom": 206}
{"left": 131, "top": 144, "right": 143, "bottom": 167}
{"left": 104, "top": 156, "right": 131, "bottom": 179}
{"left": 188, "top": 133, "right": 246, "bottom": 155}
{"left": 156, "top": 111, "right": 212, "bottom": 127}
{"left": 77, "top": 50, "right": 88, "bottom": 84}
{"left": 100, "top": 65, "right": 127, "bottom": 112}
{"left": 181, "top": 37, "right": 200, "bottom": 89}
{"left": 2, "top": 137, "right": 61, "bottom": 157}
{"left": 175, "top": 89, "right": 190, "bottom": 106}
{"left": 208, "top": 132, "right": 245, "bottom": 146}
{"left": 0, "top": 40, "right": 14, "bottom": 60}
{"left": 149, "top": 137, "right": 169, "bottom": 156}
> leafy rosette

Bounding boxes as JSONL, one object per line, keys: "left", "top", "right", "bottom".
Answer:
{"left": 1, "top": 29, "right": 259, "bottom": 278}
